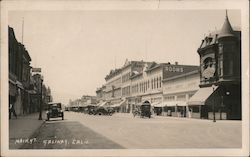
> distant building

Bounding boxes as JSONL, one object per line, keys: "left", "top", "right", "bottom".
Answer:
{"left": 69, "top": 95, "right": 97, "bottom": 108}
{"left": 97, "top": 60, "right": 199, "bottom": 114}
{"left": 188, "top": 12, "right": 241, "bottom": 120}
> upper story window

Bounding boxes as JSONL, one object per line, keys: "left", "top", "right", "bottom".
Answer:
{"left": 159, "top": 76, "right": 162, "bottom": 88}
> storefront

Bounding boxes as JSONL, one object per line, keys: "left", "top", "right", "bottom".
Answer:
{"left": 151, "top": 101, "right": 165, "bottom": 115}
{"left": 163, "top": 101, "right": 187, "bottom": 117}
{"left": 187, "top": 85, "right": 236, "bottom": 120}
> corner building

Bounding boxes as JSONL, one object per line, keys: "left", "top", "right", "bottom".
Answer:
{"left": 188, "top": 13, "right": 241, "bottom": 120}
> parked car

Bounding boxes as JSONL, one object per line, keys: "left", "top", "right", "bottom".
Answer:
{"left": 46, "top": 102, "right": 64, "bottom": 121}
{"left": 133, "top": 101, "right": 151, "bottom": 118}
{"left": 94, "top": 106, "right": 114, "bottom": 116}
{"left": 141, "top": 103, "right": 151, "bottom": 118}
{"left": 86, "top": 105, "right": 96, "bottom": 115}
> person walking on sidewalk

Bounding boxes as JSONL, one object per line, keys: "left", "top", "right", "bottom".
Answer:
{"left": 9, "top": 103, "right": 17, "bottom": 119}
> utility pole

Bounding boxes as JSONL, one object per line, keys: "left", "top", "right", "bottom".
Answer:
{"left": 212, "top": 85, "right": 216, "bottom": 122}
{"left": 38, "top": 76, "right": 43, "bottom": 120}
{"left": 22, "top": 17, "right": 24, "bottom": 44}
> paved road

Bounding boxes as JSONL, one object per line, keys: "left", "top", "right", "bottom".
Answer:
{"left": 20, "top": 117, "right": 123, "bottom": 149}
{"left": 19, "top": 111, "right": 241, "bottom": 149}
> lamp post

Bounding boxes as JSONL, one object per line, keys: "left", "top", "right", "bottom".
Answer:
{"left": 38, "top": 76, "right": 43, "bottom": 120}
{"left": 212, "top": 84, "right": 216, "bottom": 122}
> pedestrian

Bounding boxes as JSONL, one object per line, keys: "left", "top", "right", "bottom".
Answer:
{"left": 9, "top": 103, "right": 17, "bottom": 119}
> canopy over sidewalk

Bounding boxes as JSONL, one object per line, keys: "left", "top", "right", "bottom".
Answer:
{"left": 165, "top": 101, "right": 187, "bottom": 107}
{"left": 110, "top": 99, "right": 126, "bottom": 108}
{"left": 187, "top": 86, "right": 218, "bottom": 106}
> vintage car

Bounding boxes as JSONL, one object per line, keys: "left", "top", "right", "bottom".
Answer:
{"left": 86, "top": 105, "right": 96, "bottom": 115}
{"left": 46, "top": 102, "right": 64, "bottom": 121}
{"left": 94, "top": 106, "right": 114, "bottom": 116}
{"left": 133, "top": 101, "right": 151, "bottom": 118}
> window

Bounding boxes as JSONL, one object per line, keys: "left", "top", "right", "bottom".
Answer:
{"left": 157, "top": 77, "right": 159, "bottom": 88}
{"left": 177, "top": 95, "right": 185, "bottom": 101}
{"left": 159, "top": 77, "right": 161, "bottom": 88}
{"left": 164, "top": 95, "right": 175, "bottom": 101}
{"left": 151, "top": 79, "right": 153, "bottom": 89}
{"left": 219, "top": 59, "right": 223, "bottom": 76}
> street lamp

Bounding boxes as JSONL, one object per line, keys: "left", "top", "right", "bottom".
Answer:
{"left": 38, "top": 76, "right": 43, "bottom": 120}
{"left": 212, "top": 84, "right": 216, "bottom": 122}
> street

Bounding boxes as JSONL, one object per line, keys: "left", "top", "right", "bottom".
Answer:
{"left": 18, "top": 111, "right": 241, "bottom": 149}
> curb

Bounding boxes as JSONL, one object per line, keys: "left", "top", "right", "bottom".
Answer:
{"left": 18, "top": 119, "right": 46, "bottom": 149}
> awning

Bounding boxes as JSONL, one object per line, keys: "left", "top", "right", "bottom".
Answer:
{"left": 98, "top": 101, "right": 107, "bottom": 107}
{"left": 176, "top": 101, "right": 187, "bottom": 106}
{"left": 110, "top": 99, "right": 126, "bottom": 107}
{"left": 152, "top": 102, "right": 166, "bottom": 107}
{"left": 187, "top": 86, "right": 218, "bottom": 106}
{"left": 165, "top": 101, "right": 187, "bottom": 107}
{"left": 78, "top": 104, "right": 87, "bottom": 107}
{"left": 16, "top": 81, "right": 24, "bottom": 89}
{"left": 9, "top": 78, "right": 16, "bottom": 85}
{"left": 9, "top": 82, "right": 16, "bottom": 96}
{"left": 27, "top": 90, "right": 37, "bottom": 94}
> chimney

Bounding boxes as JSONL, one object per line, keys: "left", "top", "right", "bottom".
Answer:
{"left": 175, "top": 62, "right": 178, "bottom": 65}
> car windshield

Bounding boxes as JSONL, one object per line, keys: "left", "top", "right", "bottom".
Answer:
{"left": 49, "top": 103, "right": 61, "bottom": 109}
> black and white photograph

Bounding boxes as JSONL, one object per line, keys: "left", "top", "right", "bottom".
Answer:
{"left": 1, "top": 0, "right": 249, "bottom": 156}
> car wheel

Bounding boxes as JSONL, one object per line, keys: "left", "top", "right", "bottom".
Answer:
{"left": 98, "top": 112, "right": 102, "bottom": 115}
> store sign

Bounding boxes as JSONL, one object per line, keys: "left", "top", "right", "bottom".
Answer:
{"left": 164, "top": 66, "right": 184, "bottom": 73}
{"left": 32, "top": 68, "right": 41, "bottom": 73}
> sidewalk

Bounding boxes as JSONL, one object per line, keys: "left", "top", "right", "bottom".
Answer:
{"left": 9, "top": 111, "right": 46, "bottom": 149}
{"left": 113, "top": 112, "right": 241, "bottom": 123}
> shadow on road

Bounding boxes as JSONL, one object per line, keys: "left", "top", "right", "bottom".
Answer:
{"left": 17, "top": 120, "right": 124, "bottom": 149}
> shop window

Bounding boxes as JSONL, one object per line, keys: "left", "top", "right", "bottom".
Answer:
{"left": 190, "top": 106, "right": 200, "bottom": 113}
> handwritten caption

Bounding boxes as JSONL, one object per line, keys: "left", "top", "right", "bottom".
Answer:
{"left": 14, "top": 138, "right": 89, "bottom": 146}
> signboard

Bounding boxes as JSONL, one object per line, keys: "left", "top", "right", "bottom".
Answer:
{"left": 163, "top": 65, "right": 199, "bottom": 80}
{"left": 32, "top": 68, "right": 41, "bottom": 72}
{"left": 45, "top": 96, "right": 51, "bottom": 102}
{"left": 164, "top": 66, "right": 184, "bottom": 73}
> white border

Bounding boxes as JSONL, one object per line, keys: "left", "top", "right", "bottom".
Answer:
{"left": 1, "top": 0, "right": 249, "bottom": 156}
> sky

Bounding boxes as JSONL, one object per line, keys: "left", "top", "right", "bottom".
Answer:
{"left": 8, "top": 10, "right": 241, "bottom": 105}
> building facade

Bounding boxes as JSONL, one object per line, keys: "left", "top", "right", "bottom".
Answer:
{"left": 9, "top": 26, "right": 29, "bottom": 116}
{"left": 162, "top": 67, "right": 200, "bottom": 117}
{"left": 9, "top": 26, "right": 52, "bottom": 116}
{"left": 97, "top": 60, "right": 200, "bottom": 115}
{"left": 187, "top": 13, "right": 241, "bottom": 120}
